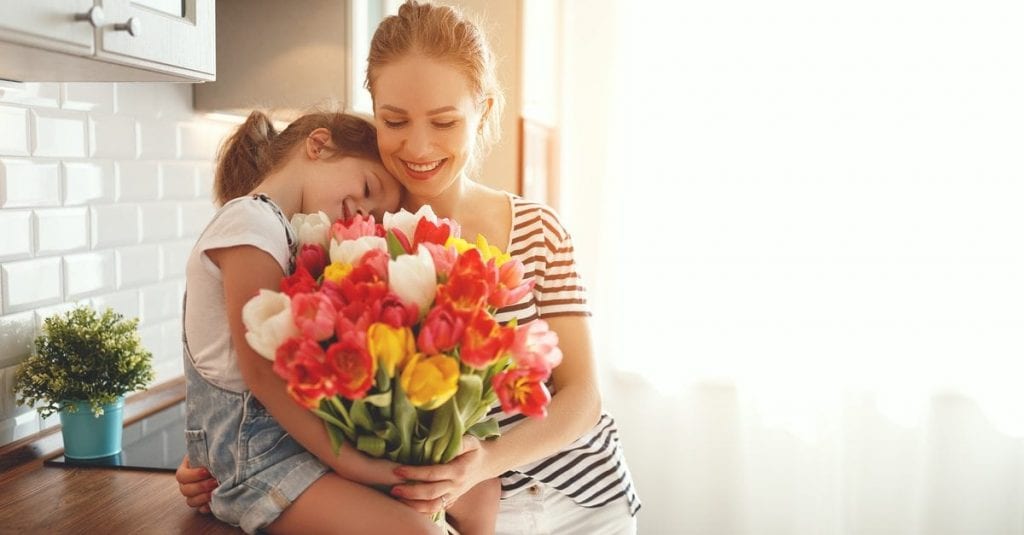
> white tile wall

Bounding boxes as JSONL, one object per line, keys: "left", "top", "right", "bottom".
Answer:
{"left": 0, "top": 82, "right": 227, "bottom": 449}
{"left": 0, "top": 106, "right": 30, "bottom": 156}
{"left": 63, "top": 251, "right": 116, "bottom": 300}
{"left": 116, "top": 161, "right": 160, "bottom": 201}
{"left": 64, "top": 161, "right": 115, "bottom": 205}
{"left": 89, "top": 114, "right": 138, "bottom": 159}
{"left": 91, "top": 204, "right": 140, "bottom": 247}
{"left": 0, "top": 312, "right": 35, "bottom": 369}
{"left": 2, "top": 257, "right": 63, "bottom": 313}
{"left": 0, "top": 211, "right": 32, "bottom": 260}
{"left": 0, "top": 81, "right": 60, "bottom": 108}
{"left": 62, "top": 83, "right": 116, "bottom": 114}
{"left": 116, "top": 244, "right": 162, "bottom": 288}
{"left": 32, "top": 109, "right": 88, "bottom": 158}
{"left": 0, "top": 159, "right": 61, "bottom": 208}
{"left": 34, "top": 207, "right": 90, "bottom": 255}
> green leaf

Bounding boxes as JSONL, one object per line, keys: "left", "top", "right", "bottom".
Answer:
{"left": 350, "top": 400, "right": 376, "bottom": 432}
{"left": 375, "top": 364, "right": 392, "bottom": 395}
{"left": 386, "top": 231, "right": 407, "bottom": 259}
{"left": 312, "top": 408, "right": 352, "bottom": 435}
{"left": 467, "top": 418, "right": 500, "bottom": 440}
{"left": 328, "top": 397, "right": 355, "bottom": 430}
{"left": 392, "top": 379, "right": 417, "bottom": 463}
{"left": 439, "top": 400, "right": 466, "bottom": 464}
{"left": 455, "top": 374, "right": 483, "bottom": 422}
{"left": 356, "top": 435, "right": 387, "bottom": 457}
{"left": 363, "top": 391, "right": 393, "bottom": 408}
{"left": 324, "top": 420, "right": 345, "bottom": 455}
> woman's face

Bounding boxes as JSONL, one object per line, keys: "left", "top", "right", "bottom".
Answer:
{"left": 372, "top": 54, "right": 483, "bottom": 201}
{"left": 303, "top": 156, "right": 401, "bottom": 222}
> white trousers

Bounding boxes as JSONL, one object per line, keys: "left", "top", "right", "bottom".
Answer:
{"left": 494, "top": 482, "right": 637, "bottom": 535}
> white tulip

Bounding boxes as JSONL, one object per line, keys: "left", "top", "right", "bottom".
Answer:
{"left": 290, "top": 211, "right": 331, "bottom": 249}
{"left": 242, "top": 289, "right": 299, "bottom": 360}
{"left": 329, "top": 235, "right": 388, "bottom": 265}
{"left": 388, "top": 246, "right": 437, "bottom": 317}
{"left": 382, "top": 205, "right": 438, "bottom": 240}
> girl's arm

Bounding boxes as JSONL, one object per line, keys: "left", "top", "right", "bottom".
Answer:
{"left": 209, "top": 244, "right": 408, "bottom": 487}
{"left": 391, "top": 314, "right": 602, "bottom": 511}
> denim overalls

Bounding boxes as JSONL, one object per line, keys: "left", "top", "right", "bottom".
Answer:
{"left": 183, "top": 194, "right": 329, "bottom": 534}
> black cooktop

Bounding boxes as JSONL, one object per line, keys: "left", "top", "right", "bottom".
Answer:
{"left": 45, "top": 401, "right": 186, "bottom": 472}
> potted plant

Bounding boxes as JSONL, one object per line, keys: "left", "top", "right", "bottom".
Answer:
{"left": 14, "top": 306, "right": 154, "bottom": 459}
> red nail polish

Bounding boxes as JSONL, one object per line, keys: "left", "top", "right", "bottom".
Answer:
{"left": 391, "top": 487, "right": 403, "bottom": 497}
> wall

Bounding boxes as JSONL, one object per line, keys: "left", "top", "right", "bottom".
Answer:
{"left": 0, "top": 81, "right": 233, "bottom": 448}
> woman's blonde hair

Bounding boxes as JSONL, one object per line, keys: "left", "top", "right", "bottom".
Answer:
{"left": 366, "top": 0, "right": 505, "bottom": 170}
{"left": 213, "top": 111, "right": 381, "bottom": 205}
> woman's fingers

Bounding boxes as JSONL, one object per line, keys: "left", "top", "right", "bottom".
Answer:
{"left": 390, "top": 479, "right": 448, "bottom": 501}
{"left": 394, "top": 496, "right": 447, "bottom": 514}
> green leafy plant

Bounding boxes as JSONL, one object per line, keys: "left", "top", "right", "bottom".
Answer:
{"left": 15, "top": 306, "right": 154, "bottom": 418}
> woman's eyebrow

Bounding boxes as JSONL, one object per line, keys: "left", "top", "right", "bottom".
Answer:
{"left": 378, "top": 104, "right": 458, "bottom": 116}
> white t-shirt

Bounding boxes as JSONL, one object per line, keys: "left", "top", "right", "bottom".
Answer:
{"left": 184, "top": 195, "right": 294, "bottom": 392}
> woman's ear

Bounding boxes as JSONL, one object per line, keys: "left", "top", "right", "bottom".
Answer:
{"left": 477, "top": 97, "right": 494, "bottom": 134}
{"left": 305, "top": 128, "right": 333, "bottom": 159}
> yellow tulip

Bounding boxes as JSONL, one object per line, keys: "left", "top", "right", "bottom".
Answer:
{"left": 475, "top": 234, "right": 511, "bottom": 266}
{"left": 400, "top": 353, "right": 459, "bottom": 409}
{"left": 322, "top": 261, "right": 353, "bottom": 283}
{"left": 367, "top": 323, "right": 415, "bottom": 377}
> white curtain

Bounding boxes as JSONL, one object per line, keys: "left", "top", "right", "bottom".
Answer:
{"left": 559, "top": 1, "right": 1024, "bottom": 533}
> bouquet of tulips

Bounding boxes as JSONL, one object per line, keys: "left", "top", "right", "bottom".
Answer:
{"left": 241, "top": 206, "right": 563, "bottom": 467}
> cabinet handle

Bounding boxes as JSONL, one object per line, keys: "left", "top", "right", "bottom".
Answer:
{"left": 113, "top": 17, "right": 141, "bottom": 37}
{"left": 74, "top": 6, "right": 105, "bottom": 28}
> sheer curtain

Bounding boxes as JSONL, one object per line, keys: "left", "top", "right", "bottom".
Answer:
{"left": 559, "top": 1, "right": 1024, "bottom": 533}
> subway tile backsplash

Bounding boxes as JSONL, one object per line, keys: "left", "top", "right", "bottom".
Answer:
{"left": 0, "top": 82, "right": 233, "bottom": 448}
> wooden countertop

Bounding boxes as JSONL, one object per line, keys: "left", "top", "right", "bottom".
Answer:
{"left": 0, "top": 464, "right": 241, "bottom": 534}
{"left": 0, "top": 379, "right": 241, "bottom": 534}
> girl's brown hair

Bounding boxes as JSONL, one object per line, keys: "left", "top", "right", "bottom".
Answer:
{"left": 213, "top": 111, "right": 381, "bottom": 205}
{"left": 366, "top": 0, "right": 504, "bottom": 170}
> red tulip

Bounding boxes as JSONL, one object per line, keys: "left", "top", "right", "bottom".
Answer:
{"left": 493, "top": 367, "right": 551, "bottom": 418}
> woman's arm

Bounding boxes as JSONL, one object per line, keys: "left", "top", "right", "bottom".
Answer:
{"left": 391, "top": 314, "right": 602, "bottom": 510}
{"left": 210, "top": 245, "right": 407, "bottom": 487}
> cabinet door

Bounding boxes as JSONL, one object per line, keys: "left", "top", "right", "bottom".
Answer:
{"left": 0, "top": 0, "right": 96, "bottom": 55}
{"left": 95, "top": 0, "right": 215, "bottom": 80}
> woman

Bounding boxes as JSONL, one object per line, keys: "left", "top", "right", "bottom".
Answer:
{"left": 180, "top": 2, "right": 640, "bottom": 532}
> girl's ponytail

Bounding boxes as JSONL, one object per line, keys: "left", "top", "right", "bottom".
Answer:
{"left": 213, "top": 111, "right": 277, "bottom": 205}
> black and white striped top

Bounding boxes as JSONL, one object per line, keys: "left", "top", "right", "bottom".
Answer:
{"left": 490, "top": 194, "right": 641, "bottom": 515}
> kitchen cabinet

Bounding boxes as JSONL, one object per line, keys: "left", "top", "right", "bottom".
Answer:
{"left": 0, "top": 0, "right": 215, "bottom": 82}
{"left": 193, "top": 0, "right": 395, "bottom": 118}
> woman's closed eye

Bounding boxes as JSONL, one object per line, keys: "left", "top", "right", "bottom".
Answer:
{"left": 432, "top": 120, "right": 457, "bottom": 129}
{"left": 383, "top": 119, "right": 407, "bottom": 128}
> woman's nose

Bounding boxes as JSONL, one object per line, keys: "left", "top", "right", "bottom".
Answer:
{"left": 404, "top": 125, "right": 432, "bottom": 158}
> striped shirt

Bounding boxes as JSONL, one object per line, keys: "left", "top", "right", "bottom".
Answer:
{"left": 490, "top": 193, "right": 641, "bottom": 515}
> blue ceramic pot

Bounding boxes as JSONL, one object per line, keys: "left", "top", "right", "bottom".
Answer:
{"left": 58, "top": 397, "right": 125, "bottom": 459}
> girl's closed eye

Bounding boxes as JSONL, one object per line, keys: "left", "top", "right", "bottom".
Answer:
{"left": 432, "top": 120, "right": 457, "bottom": 129}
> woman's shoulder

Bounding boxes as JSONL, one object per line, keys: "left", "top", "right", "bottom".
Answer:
{"left": 506, "top": 193, "right": 571, "bottom": 242}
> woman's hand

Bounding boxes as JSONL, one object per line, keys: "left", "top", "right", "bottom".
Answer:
{"left": 176, "top": 455, "right": 218, "bottom": 514}
{"left": 389, "top": 435, "right": 494, "bottom": 513}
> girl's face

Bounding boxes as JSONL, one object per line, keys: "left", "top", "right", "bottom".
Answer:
{"left": 303, "top": 156, "right": 401, "bottom": 222}
{"left": 372, "top": 55, "right": 483, "bottom": 201}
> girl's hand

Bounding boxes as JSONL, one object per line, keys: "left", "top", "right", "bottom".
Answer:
{"left": 176, "top": 455, "right": 218, "bottom": 514}
{"left": 389, "top": 436, "right": 493, "bottom": 513}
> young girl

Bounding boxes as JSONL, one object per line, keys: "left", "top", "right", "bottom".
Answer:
{"left": 182, "top": 2, "right": 641, "bottom": 532}
{"left": 182, "top": 110, "right": 497, "bottom": 534}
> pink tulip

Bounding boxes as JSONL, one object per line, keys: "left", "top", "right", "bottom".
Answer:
{"left": 291, "top": 292, "right": 337, "bottom": 341}
{"left": 509, "top": 320, "right": 563, "bottom": 378}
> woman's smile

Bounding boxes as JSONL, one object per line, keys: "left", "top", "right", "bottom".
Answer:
{"left": 400, "top": 157, "right": 448, "bottom": 181}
